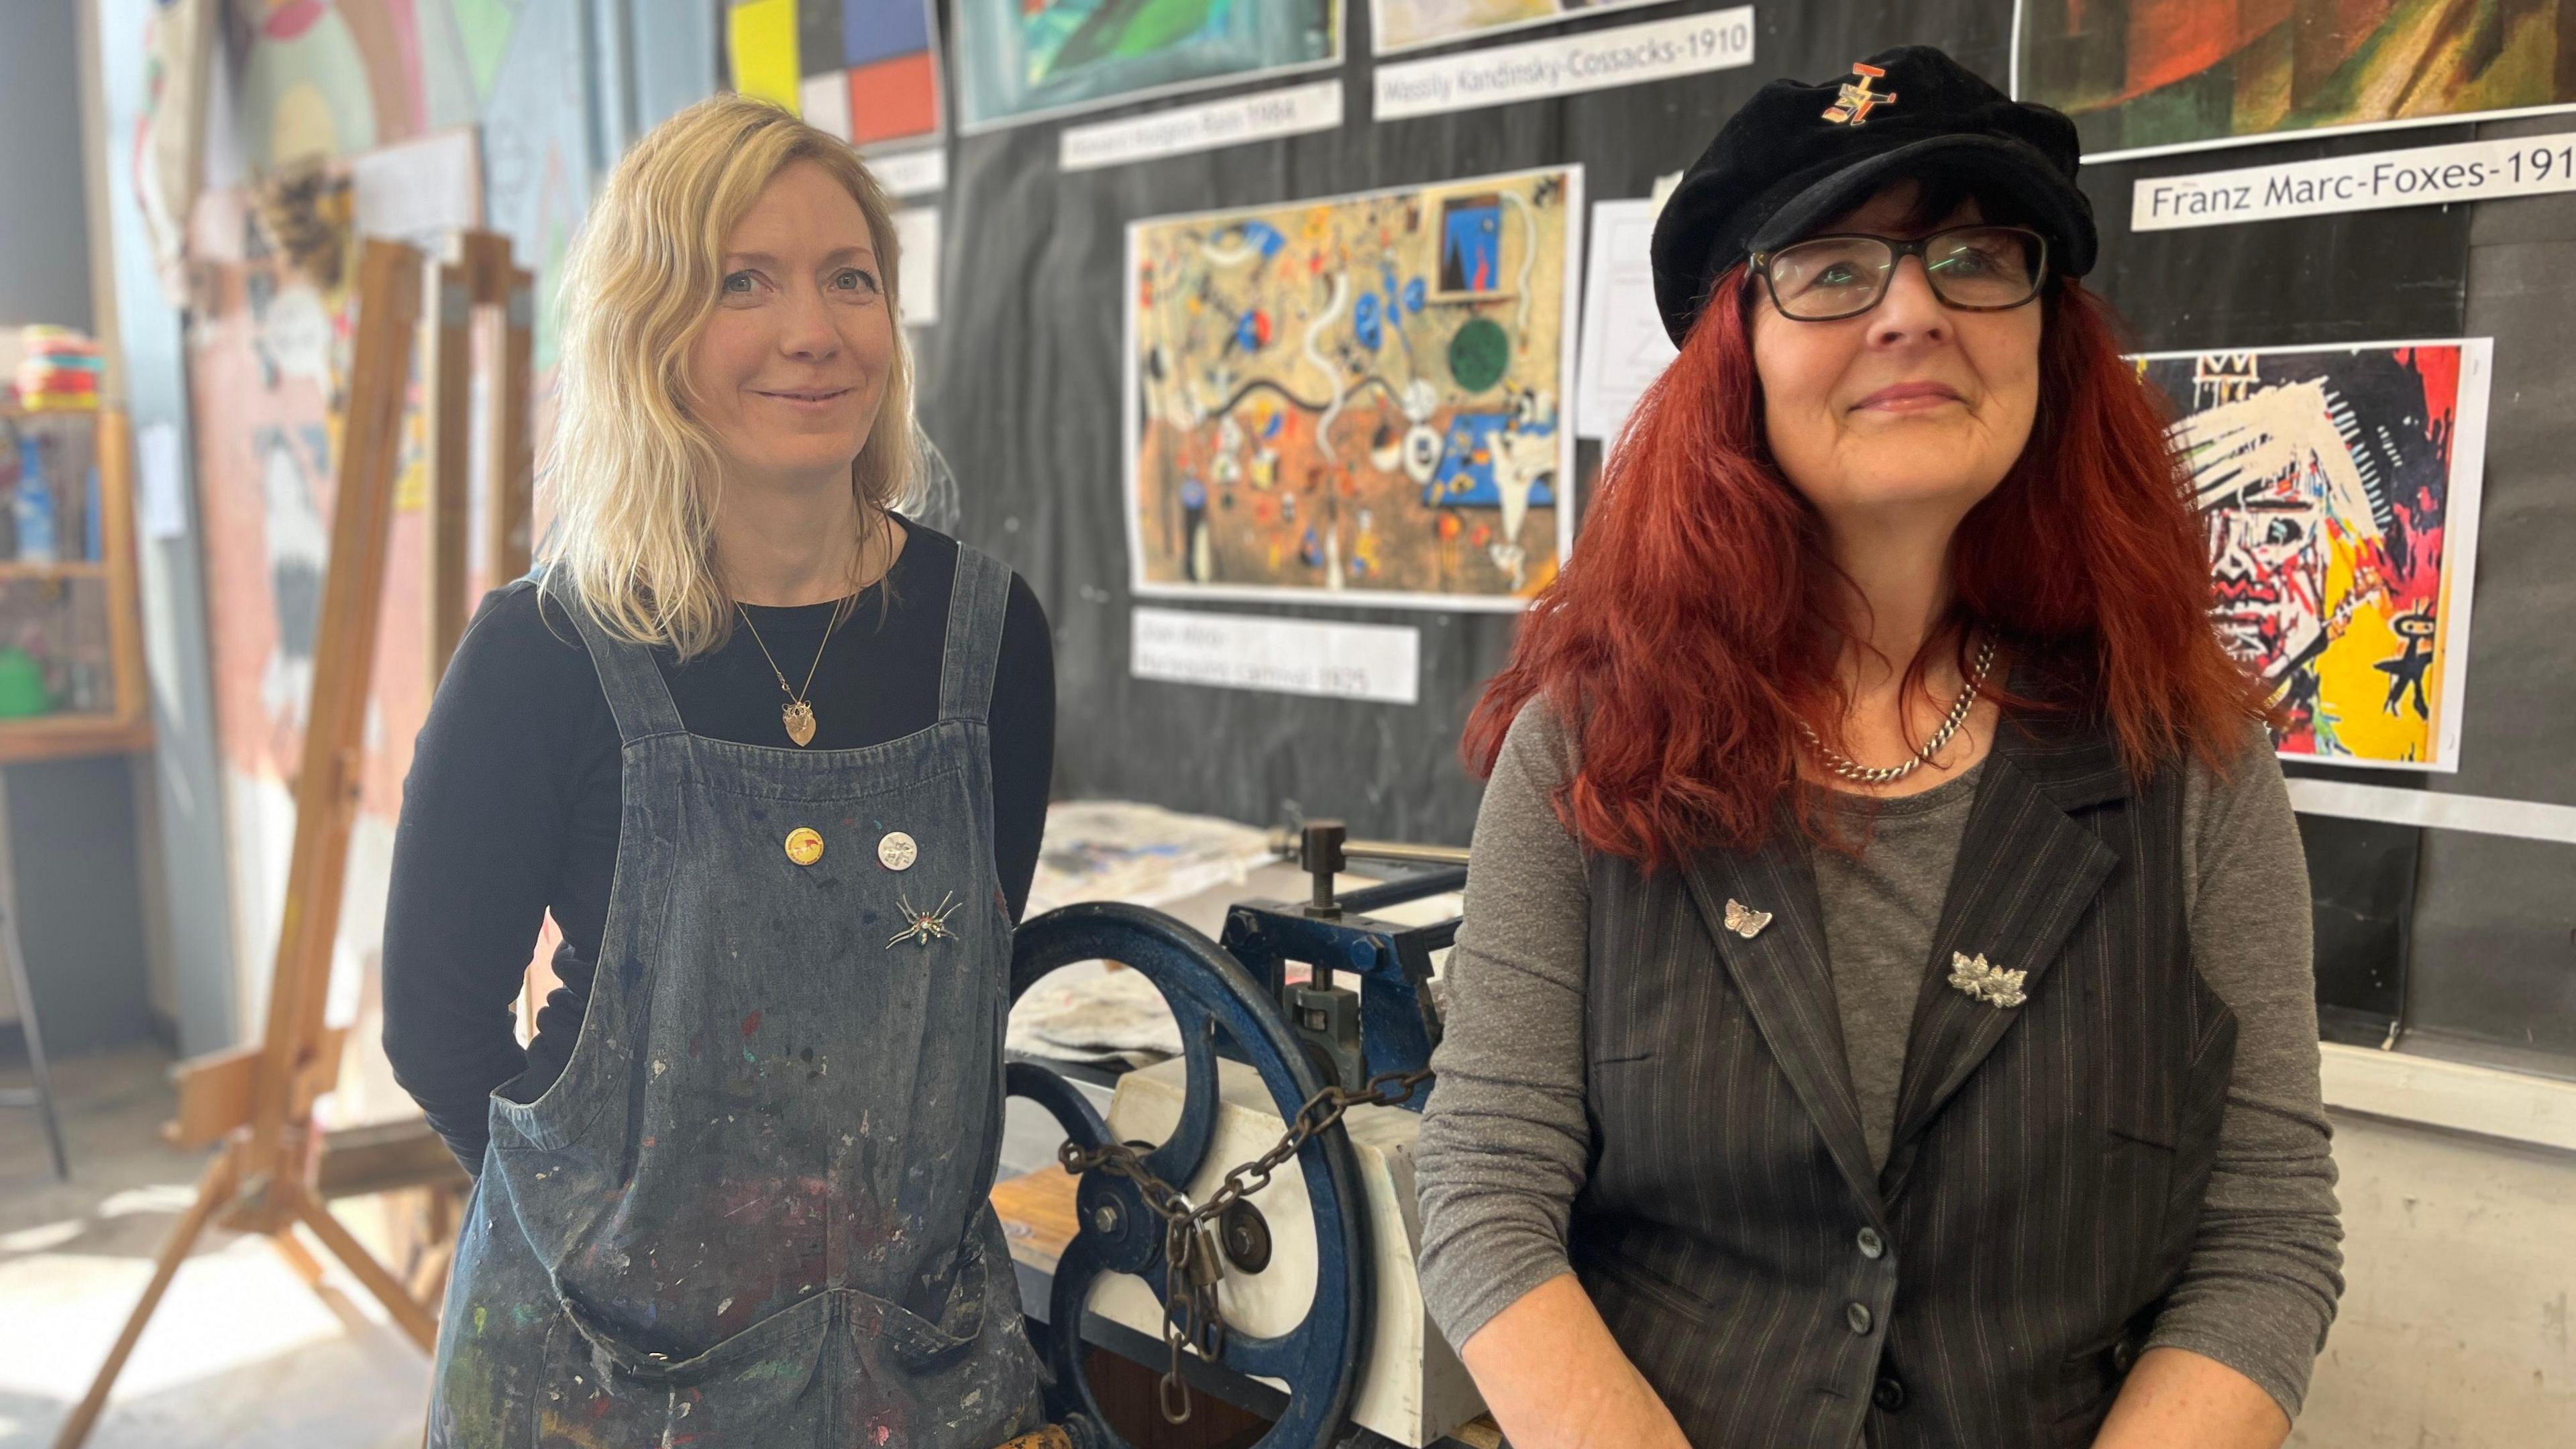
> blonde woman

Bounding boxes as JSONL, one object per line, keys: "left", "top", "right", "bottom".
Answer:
{"left": 383, "top": 97, "right": 1058, "bottom": 1446}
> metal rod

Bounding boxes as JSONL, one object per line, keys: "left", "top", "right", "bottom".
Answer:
{"left": 1270, "top": 826, "right": 1471, "bottom": 869}
{"left": 1336, "top": 868, "right": 1469, "bottom": 916}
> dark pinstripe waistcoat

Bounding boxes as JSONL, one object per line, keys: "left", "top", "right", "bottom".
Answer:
{"left": 1570, "top": 712, "right": 2236, "bottom": 1449}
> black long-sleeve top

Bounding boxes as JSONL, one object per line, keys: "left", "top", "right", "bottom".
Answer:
{"left": 381, "top": 521, "right": 1054, "bottom": 1172}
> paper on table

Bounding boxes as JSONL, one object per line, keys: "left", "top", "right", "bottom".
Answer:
{"left": 1575, "top": 197, "right": 1679, "bottom": 441}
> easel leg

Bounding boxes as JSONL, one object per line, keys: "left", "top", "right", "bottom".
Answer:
{"left": 289, "top": 1185, "right": 441, "bottom": 1352}
{"left": 408, "top": 1187, "right": 459, "bottom": 1307}
{"left": 272, "top": 1224, "right": 327, "bottom": 1287}
{"left": 50, "top": 1145, "right": 241, "bottom": 1449}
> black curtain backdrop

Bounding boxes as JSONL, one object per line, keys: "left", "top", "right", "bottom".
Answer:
{"left": 904, "top": 1, "right": 2576, "bottom": 1061}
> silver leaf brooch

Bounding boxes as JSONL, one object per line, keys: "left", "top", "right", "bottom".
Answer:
{"left": 1947, "top": 951, "right": 2027, "bottom": 1010}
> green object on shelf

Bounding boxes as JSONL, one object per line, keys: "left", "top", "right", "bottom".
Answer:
{"left": 0, "top": 647, "right": 52, "bottom": 717}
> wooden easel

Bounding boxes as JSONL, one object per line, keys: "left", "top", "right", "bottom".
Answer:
{"left": 399, "top": 228, "right": 539, "bottom": 1305}
{"left": 53, "top": 231, "right": 529, "bottom": 1448}
{"left": 424, "top": 230, "right": 536, "bottom": 680}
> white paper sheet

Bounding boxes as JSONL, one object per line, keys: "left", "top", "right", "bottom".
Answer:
{"left": 1574, "top": 197, "right": 1678, "bottom": 441}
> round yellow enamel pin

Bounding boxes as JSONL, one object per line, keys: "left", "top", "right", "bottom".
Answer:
{"left": 784, "top": 827, "right": 825, "bottom": 867}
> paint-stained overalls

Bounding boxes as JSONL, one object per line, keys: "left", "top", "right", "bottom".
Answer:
{"left": 429, "top": 547, "right": 1046, "bottom": 1448}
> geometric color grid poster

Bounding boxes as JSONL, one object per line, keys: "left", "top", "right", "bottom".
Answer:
{"left": 1127, "top": 168, "right": 1582, "bottom": 610}
{"left": 2137, "top": 339, "right": 2491, "bottom": 770}
{"left": 2018, "top": 0, "right": 2576, "bottom": 162}
{"left": 1371, "top": 0, "right": 1677, "bottom": 56}
{"left": 954, "top": 0, "right": 1341, "bottom": 132}
{"left": 799, "top": 0, "right": 945, "bottom": 147}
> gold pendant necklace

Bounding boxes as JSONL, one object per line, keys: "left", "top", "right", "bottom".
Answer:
{"left": 735, "top": 598, "right": 844, "bottom": 747}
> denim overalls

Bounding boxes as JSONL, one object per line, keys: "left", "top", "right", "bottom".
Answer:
{"left": 427, "top": 546, "right": 1045, "bottom": 1447}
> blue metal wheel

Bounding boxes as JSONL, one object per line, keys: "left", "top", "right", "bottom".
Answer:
{"left": 1009, "top": 902, "right": 1373, "bottom": 1449}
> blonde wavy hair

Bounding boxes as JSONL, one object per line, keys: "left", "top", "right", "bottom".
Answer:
{"left": 542, "top": 94, "right": 913, "bottom": 658}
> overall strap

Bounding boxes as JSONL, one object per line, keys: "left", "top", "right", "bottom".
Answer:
{"left": 533, "top": 565, "right": 688, "bottom": 747}
{"left": 936, "top": 544, "right": 1012, "bottom": 726}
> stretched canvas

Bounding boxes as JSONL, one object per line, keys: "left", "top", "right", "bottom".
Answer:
{"left": 953, "top": 0, "right": 1340, "bottom": 132}
{"left": 1371, "top": 0, "right": 1675, "bottom": 56}
{"left": 2019, "top": 0, "right": 2576, "bottom": 160}
{"left": 2137, "top": 340, "right": 2491, "bottom": 769}
{"left": 1126, "top": 168, "right": 1582, "bottom": 610}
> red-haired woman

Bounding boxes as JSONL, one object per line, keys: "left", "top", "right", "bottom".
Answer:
{"left": 1413, "top": 48, "right": 2341, "bottom": 1449}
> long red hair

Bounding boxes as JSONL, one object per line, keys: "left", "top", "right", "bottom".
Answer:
{"left": 1464, "top": 267, "right": 2264, "bottom": 868}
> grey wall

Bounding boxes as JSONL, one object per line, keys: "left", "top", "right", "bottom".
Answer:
{"left": 0, "top": 1, "right": 93, "bottom": 334}
{"left": 0, "top": 0, "right": 156, "bottom": 1057}
{"left": 93, "top": 0, "right": 237, "bottom": 1057}
{"left": 2, "top": 759, "right": 151, "bottom": 1053}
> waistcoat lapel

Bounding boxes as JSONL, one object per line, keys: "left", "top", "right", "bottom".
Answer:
{"left": 1682, "top": 829, "right": 1881, "bottom": 1215}
{"left": 1882, "top": 712, "right": 2129, "bottom": 1193}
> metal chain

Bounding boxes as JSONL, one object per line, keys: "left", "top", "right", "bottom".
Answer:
{"left": 1057, "top": 1065, "right": 1435, "bottom": 1424}
{"left": 1797, "top": 634, "right": 1999, "bottom": 786}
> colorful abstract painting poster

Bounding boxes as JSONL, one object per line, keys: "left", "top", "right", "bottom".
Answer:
{"left": 1126, "top": 167, "right": 1583, "bottom": 610}
{"left": 953, "top": 0, "right": 1341, "bottom": 133}
{"left": 789, "top": 0, "right": 948, "bottom": 148}
{"left": 2136, "top": 340, "right": 2491, "bottom": 771}
{"left": 1371, "top": 0, "right": 1677, "bottom": 56}
{"left": 2017, "top": 0, "right": 2576, "bottom": 162}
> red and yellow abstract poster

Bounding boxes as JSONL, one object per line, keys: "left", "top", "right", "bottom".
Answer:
{"left": 2137, "top": 339, "right": 2492, "bottom": 769}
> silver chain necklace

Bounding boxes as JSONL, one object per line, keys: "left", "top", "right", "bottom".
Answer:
{"left": 1799, "top": 635, "right": 1999, "bottom": 786}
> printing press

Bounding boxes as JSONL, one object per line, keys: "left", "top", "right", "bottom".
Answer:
{"left": 996, "top": 823, "right": 1496, "bottom": 1449}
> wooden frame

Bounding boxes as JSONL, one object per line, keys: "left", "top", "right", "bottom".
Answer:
{"left": 0, "top": 405, "right": 154, "bottom": 765}
{"left": 423, "top": 232, "right": 536, "bottom": 682}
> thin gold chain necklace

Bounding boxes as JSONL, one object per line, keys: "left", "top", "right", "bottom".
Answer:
{"left": 735, "top": 598, "right": 846, "bottom": 747}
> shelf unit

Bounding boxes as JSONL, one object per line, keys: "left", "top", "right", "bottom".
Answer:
{"left": 0, "top": 405, "right": 150, "bottom": 765}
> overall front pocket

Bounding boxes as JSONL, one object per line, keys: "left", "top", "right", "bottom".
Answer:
{"left": 537, "top": 1285, "right": 835, "bottom": 1447}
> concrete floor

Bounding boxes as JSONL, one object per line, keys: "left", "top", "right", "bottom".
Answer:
{"left": 0, "top": 1045, "right": 427, "bottom": 1449}
{"left": 7, "top": 1032, "right": 2571, "bottom": 1446}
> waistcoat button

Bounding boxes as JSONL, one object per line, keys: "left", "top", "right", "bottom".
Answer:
{"left": 1873, "top": 1373, "right": 1908, "bottom": 1411}
{"left": 1846, "top": 1301, "right": 1873, "bottom": 1335}
{"left": 1857, "top": 1226, "right": 1885, "bottom": 1259}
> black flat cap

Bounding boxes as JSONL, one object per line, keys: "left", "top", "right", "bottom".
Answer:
{"left": 1650, "top": 45, "right": 2096, "bottom": 345}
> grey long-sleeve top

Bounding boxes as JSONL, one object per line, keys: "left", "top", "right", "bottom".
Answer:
{"left": 1413, "top": 703, "right": 2345, "bottom": 1422}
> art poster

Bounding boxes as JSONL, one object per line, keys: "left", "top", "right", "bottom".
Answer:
{"left": 218, "top": 0, "right": 483, "bottom": 170}
{"left": 797, "top": 0, "right": 947, "bottom": 148}
{"left": 2136, "top": 339, "right": 2491, "bottom": 770}
{"left": 953, "top": 0, "right": 1341, "bottom": 133}
{"left": 1126, "top": 168, "right": 1582, "bottom": 611}
{"left": 1371, "top": 0, "right": 1676, "bottom": 56}
{"left": 2017, "top": 0, "right": 2576, "bottom": 161}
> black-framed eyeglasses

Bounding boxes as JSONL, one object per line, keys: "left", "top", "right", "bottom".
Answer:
{"left": 1750, "top": 225, "right": 2050, "bottom": 321}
